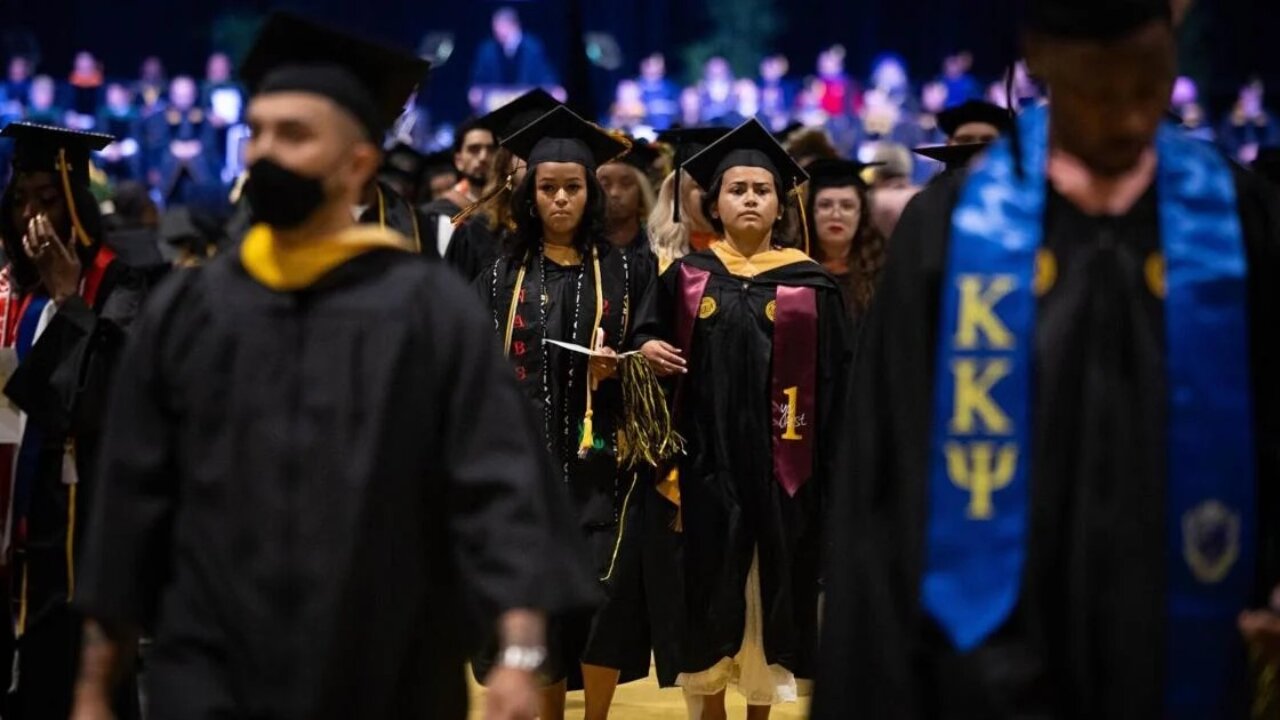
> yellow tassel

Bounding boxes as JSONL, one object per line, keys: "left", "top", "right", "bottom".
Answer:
{"left": 57, "top": 149, "right": 92, "bottom": 247}
{"left": 578, "top": 410, "right": 595, "bottom": 459}
{"left": 451, "top": 172, "right": 515, "bottom": 228}
{"left": 793, "top": 178, "right": 811, "bottom": 257}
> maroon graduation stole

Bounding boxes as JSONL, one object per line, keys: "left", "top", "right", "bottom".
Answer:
{"left": 669, "top": 264, "right": 819, "bottom": 502}
{"left": 770, "top": 286, "right": 818, "bottom": 496}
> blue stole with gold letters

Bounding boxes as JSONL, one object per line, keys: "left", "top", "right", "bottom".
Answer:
{"left": 923, "top": 105, "right": 1255, "bottom": 717}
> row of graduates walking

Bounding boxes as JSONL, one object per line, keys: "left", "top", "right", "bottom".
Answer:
{"left": 462, "top": 99, "right": 854, "bottom": 718}
{"left": 0, "top": 0, "right": 1278, "bottom": 718}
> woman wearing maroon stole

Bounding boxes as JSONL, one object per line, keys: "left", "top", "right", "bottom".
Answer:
{"left": 644, "top": 118, "right": 852, "bottom": 719}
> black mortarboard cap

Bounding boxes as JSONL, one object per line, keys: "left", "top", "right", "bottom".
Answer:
{"left": 937, "top": 100, "right": 1014, "bottom": 138}
{"left": 502, "top": 105, "right": 629, "bottom": 173}
{"left": 682, "top": 118, "right": 808, "bottom": 195}
{"left": 382, "top": 142, "right": 427, "bottom": 180}
{"left": 657, "top": 126, "right": 732, "bottom": 222}
{"left": 478, "top": 88, "right": 562, "bottom": 141}
{"left": 616, "top": 138, "right": 660, "bottom": 173}
{"left": 656, "top": 127, "right": 732, "bottom": 169}
{"left": 804, "top": 157, "right": 883, "bottom": 192}
{"left": 1024, "top": 0, "right": 1172, "bottom": 41}
{"left": 240, "top": 12, "right": 430, "bottom": 141}
{"left": 1, "top": 122, "right": 113, "bottom": 187}
{"left": 914, "top": 142, "right": 991, "bottom": 171}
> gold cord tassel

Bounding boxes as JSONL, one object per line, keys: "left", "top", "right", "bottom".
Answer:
{"left": 578, "top": 248, "right": 606, "bottom": 459}
{"left": 793, "top": 178, "right": 811, "bottom": 257}
{"left": 451, "top": 171, "right": 516, "bottom": 228}
{"left": 57, "top": 149, "right": 92, "bottom": 247}
{"left": 617, "top": 353, "right": 685, "bottom": 468}
{"left": 1251, "top": 639, "right": 1280, "bottom": 720}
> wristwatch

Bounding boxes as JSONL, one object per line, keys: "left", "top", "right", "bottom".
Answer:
{"left": 497, "top": 645, "right": 547, "bottom": 673}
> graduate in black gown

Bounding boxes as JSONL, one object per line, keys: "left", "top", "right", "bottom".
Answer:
{"left": 0, "top": 122, "right": 147, "bottom": 720}
{"left": 598, "top": 139, "right": 658, "bottom": 259}
{"left": 444, "top": 89, "right": 561, "bottom": 280}
{"left": 647, "top": 119, "right": 852, "bottom": 719}
{"left": 803, "top": 158, "right": 887, "bottom": 327}
{"left": 473, "top": 104, "right": 670, "bottom": 720}
{"left": 814, "top": 2, "right": 1280, "bottom": 718}
{"left": 70, "top": 14, "right": 597, "bottom": 720}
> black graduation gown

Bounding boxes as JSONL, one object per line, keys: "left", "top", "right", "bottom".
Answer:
{"left": 647, "top": 248, "right": 852, "bottom": 685}
{"left": 2, "top": 250, "right": 149, "bottom": 720}
{"left": 474, "top": 242, "right": 659, "bottom": 688}
{"left": 74, "top": 249, "right": 598, "bottom": 720}
{"left": 447, "top": 217, "right": 506, "bottom": 283}
{"left": 357, "top": 182, "right": 437, "bottom": 259}
{"left": 813, "top": 166, "right": 1280, "bottom": 719}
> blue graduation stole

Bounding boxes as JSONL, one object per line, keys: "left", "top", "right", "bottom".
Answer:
{"left": 923, "top": 105, "right": 1256, "bottom": 717}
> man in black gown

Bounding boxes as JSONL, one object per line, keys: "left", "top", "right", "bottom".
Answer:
{"left": 68, "top": 13, "right": 596, "bottom": 720}
{"left": 815, "top": 0, "right": 1280, "bottom": 718}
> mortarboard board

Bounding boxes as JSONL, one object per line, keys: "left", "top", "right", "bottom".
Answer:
{"left": 805, "top": 157, "right": 884, "bottom": 192}
{"left": 1024, "top": 0, "right": 1172, "bottom": 41}
{"left": 772, "top": 121, "right": 806, "bottom": 144}
{"left": 656, "top": 126, "right": 731, "bottom": 222}
{"left": 2, "top": 122, "right": 114, "bottom": 246}
{"left": 502, "top": 105, "right": 629, "bottom": 173}
{"left": 937, "top": 100, "right": 1014, "bottom": 139}
{"left": 1, "top": 122, "right": 113, "bottom": 188}
{"left": 615, "top": 138, "right": 660, "bottom": 173}
{"left": 681, "top": 118, "right": 808, "bottom": 196}
{"left": 478, "top": 88, "right": 563, "bottom": 142}
{"left": 914, "top": 142, "right": 991, "bottom": 171}
{"left": 239, "top": 12, "right": 430, "bottom": 141}
{"left": 381, "top": 142, "right": 427, "bottom": 180}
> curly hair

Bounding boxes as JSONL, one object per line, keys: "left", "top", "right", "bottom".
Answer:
{"left": 506, "top": 162, "right": 608, "bottom": 260}
{"left": 700, "top": 171, "right": 802, "bottom": 249}
{"left": 806, "top": 181, "right": 886, "bottom": 317}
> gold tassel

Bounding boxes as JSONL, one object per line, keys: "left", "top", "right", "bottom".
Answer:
{"left": 617, "top": 353, "right": 685, "bottom": 468}
{"left": 1251, "top": 639, "right": 1280, "bottom": 720}
{"left": 578, "top": 248, "right": 606, "bottom": 459}
{"left": 56, "top": 149, "right": 92, "bottom": 247}
{"left": 793, "top": 177, "right": 811, "bottom": 256}
{"left": 578, "top": 409, "right": 595, "bottom": 458}
{"left": 451, "top": 171, "right": 515, "bottom": 228}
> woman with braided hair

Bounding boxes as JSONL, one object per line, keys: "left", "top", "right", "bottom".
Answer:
{"left": 474, "top": 104, "right": 678, "bottom": 720}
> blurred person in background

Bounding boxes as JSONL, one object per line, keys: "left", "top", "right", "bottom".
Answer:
{"left": 1219, "top": 78, "right": 1279, "bottom": 165}
{"left": 637, "top": 53, "right": 679, "bottom": 129}
{"left": 25, "top": 75, "right": 62, "bottom": 126}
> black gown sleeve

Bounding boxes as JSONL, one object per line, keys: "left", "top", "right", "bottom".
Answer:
{"left": 812, "top": 179, "right": 958, "bottom": 719}
{"left": 624, "top": 248, "right": 662, "bottom": 351}
{"left": 74, "top": 270, "right": 192, "bottom": 629}
{"left": 433, "top": 271, "right": 598, "bottom": 626}
{"left": 1234, "top": 167, "right": 1280, "bottom": 605}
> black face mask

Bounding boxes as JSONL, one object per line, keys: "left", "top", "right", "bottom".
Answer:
{"left": 244, "top": 158, "right": 327, "bottom": 230}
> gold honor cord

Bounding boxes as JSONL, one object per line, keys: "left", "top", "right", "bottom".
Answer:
{"left": 793, "top": 178, "right": 811, "bottom": 257}
{"left": 577, "top": 247, "right": 605, "bottom": 459}
{"left": 502, "top": 257, "right": 530, "bottom": 359}
{"left": 57, "top": 149, "right": 93, "bottom": 247}
{"left": 451, "top": 172, "right": 516, "bottom": 229}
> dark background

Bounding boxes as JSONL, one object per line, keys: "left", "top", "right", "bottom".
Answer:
{"left": 2, "top": 0, "right": 1277, "bottom": 123}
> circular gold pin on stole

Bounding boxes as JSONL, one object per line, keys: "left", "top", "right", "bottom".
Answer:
{"left": 765, "top": 300, "right": 777, "bottom": 322}
{"left": 698, "top": 296, "right": 718, "bottom": 319}
{"left": 1033, "top": 249, "right": 1057, "bottom": 297}
{"left": 1145, "top": 253, "right": 1167, "bottom": 299}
